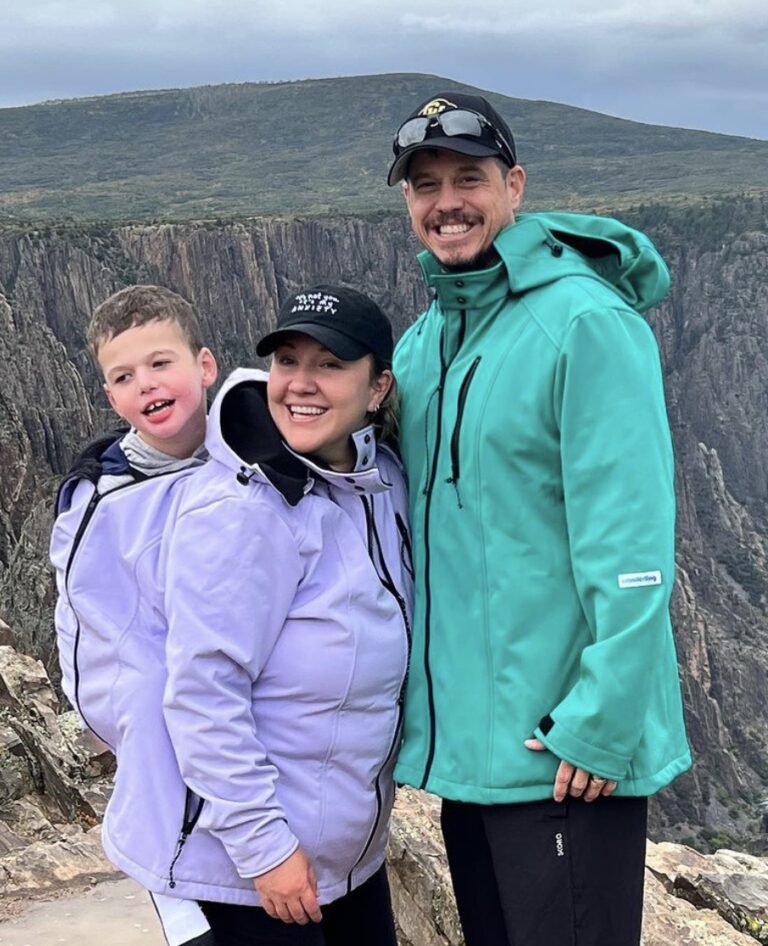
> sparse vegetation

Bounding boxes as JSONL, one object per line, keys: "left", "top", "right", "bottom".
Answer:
{"left": 1, "top": 74, "right": 767, "bottom": 225}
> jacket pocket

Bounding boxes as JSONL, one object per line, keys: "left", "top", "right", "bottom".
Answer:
{"left": 168, "top": 788, "right": 205, "bottom": 888}
{"left": 395, "top": 512, "right": 414, "bottom": 579}
{"left": 447, "top": 357, "right": 481, "bottom": 505}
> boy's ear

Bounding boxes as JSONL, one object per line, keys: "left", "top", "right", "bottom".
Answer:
{"left": 199, "top": 347, "right": 218, "bottom": 390}
{"left": 103, "top": 381, "right": 117, "bottom": 411}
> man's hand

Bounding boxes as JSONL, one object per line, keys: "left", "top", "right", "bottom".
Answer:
{"left": 253, "top": 848, "right": 322, "bottom": 925}
{"left": 524, "top": 738, "right": 617, "bottom": 803}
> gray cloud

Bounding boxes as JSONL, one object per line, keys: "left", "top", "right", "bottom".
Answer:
{"left": 1, "top": 0, "right": 766, "bottom": 139}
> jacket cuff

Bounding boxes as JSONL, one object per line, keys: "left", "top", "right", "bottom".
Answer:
{"left": 229, "top": 818, "right": 300, "bottom": 879}
{"left": 533, "top": 718, "right": 630, "bottom": 782}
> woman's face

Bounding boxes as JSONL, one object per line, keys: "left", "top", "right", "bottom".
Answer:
{"left": 267, "top": 333, "right": 392, "bottom": 471}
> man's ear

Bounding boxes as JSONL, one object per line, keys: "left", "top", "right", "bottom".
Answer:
{"left": 506, "top": 165, "right": 526, "bottom": 212}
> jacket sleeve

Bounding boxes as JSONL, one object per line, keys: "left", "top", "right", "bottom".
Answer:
{"left": 533, "top": 306, "right": 677, "bottom": 781}
{"left": 163, "top": 493, "right": 304, "bottom": 878}
{"left": 49, "top": 480, "right": 94, "bottom": 713}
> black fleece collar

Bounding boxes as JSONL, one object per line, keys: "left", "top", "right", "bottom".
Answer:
{"left": 218, "top": 381, "right": 310, "bottom": 506}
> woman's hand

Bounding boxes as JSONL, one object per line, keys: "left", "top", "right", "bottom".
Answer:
{"left": 253, "top": 848, "right": 322, "bottom": 924}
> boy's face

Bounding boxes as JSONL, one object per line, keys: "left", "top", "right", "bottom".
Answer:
{"left": 98, "top": 319, "right": 217, "bottom": 458}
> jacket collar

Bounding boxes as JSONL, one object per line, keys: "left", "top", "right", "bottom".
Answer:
{"left": 287, "top": 425, "right": 393, "bottom": 496}
{"left": 216, "top": 378, "right": 311, "bottom": 506}
{"left": 55, "top": 429, "right": 130, "bottom": 514}
{"left": 418, "top": 211, "right": 670, "bottom": 314}
{"left": 418, "top": 252, "right": 509, "bottom": 314}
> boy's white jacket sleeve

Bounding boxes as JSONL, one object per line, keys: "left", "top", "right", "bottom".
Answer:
{"left": 163, "top": 494, "right": 303, "bottom": 879}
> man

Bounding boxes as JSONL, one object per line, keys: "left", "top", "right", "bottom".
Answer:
{"left": 388, "top": 91, "right": 692, "bottom": 946}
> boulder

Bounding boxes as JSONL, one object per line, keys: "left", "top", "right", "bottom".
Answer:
{"left": 389, "top": 789, "right": 768, "bottom": 946}
{"left": 648, "top": 840, "right": 768, "bottom": 942}
{"left": 0, "top": 824, "right": 119, "bottom": 897}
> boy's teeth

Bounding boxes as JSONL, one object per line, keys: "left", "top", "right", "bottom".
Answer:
{"left": 145, "top": 400, "right": 172, "bottom": 414}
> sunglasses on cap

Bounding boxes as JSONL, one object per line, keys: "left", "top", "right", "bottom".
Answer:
{"left": 393, "top": 107, "right": 516, "bottom": 167}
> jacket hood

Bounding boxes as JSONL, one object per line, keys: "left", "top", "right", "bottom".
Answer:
{"left": 207, "top": 368, "right": 397, "bottom": 501}
{"left": 419, "top": 211, "right": 670, "bottom": 314}
{"left": 206, "top": 368, "right": 310, "bottom": 506}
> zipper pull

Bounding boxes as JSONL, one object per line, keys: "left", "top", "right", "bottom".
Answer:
{"left": 168, "top": 830, "right": 189, "bottom": 889}
{"left": 444, "top": 478, "right": 463, "bottom": 508}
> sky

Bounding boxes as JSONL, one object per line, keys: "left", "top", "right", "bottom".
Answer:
{"left": 1, "top": 0, "right": 767, "bottom": 140}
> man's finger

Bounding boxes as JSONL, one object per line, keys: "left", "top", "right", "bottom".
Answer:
{"left": 602, "top": 780, "right": 618, "bottom": 796}
{"left": 524, "top": 738, "right": 545, "bottom": 751}
{"left": 583, "top": 776, "right": 606, "bottom": 802}
{"left": 568, "top": 767, "right": 590, "bottom": 798}
{"left": 553, "top": 761, "right": 575, "bottom": 802}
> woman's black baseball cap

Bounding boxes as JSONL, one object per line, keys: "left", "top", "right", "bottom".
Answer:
{"left": 256, "top": 285, "right": 394, "bottom": 366}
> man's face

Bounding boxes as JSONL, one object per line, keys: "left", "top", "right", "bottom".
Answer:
{"left": 403, "top": 150, "right": 526, "bottom": 270}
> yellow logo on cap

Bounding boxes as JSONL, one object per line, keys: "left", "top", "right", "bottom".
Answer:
{"left": 418, "top": 98, "right": 456, "bottom": 117}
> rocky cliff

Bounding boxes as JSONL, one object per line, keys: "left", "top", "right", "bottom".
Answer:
{"left": 1, "top": 197, "right": 767, "bottom": 851}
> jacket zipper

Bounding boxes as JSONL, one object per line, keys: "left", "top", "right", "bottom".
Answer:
{"left": 446, "top": 356, "right": 481, "bottom": 507}
{"left": 346, "top": 496, "right": 412, "bottom": 891}
{"left": 366, "top": 497, "right": 413, "bottom": 658}
{"left": 418, "top": 327, "right": 451, "bottom": 791}
{"left": 168, "top": 788, "right": 205, "bottom": 888}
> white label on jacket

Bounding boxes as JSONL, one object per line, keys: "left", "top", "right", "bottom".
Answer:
{"left": 618, "top": 570, "right": 662, "bottom": 589}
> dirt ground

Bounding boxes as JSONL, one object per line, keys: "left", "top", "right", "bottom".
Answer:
{"left": 0, "top": 878, "right": 165, "bottom": 946}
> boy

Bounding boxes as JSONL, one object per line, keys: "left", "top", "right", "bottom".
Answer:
{"left": 50, "top": 285, "right": 217, "bottom": 946}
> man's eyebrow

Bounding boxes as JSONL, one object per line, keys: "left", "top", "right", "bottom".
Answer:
{"left": 411, "top": 162, "right": 487, "bottom": 181}
{"left": 453, "top": 163, "right": 487, "bottom": 174}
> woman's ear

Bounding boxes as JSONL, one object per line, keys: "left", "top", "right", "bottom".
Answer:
{"left": 368, "top": 368, "right": 394, "bottom": 412}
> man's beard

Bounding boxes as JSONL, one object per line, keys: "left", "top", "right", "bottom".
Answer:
{"left": 441, "top": 244, "right": 501, "bottom": 273}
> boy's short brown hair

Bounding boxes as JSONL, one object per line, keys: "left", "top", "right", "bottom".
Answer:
{"left": 88, "top": 285, "right": 204, "bottom": 356}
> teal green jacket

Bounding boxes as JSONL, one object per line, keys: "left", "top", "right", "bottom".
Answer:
{"left": 393, "top": 212, "right": 692, "bottom": 803}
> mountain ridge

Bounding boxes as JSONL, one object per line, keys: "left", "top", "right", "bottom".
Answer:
{"left": 2, "top": 73, "right": 767, "bottom": 225}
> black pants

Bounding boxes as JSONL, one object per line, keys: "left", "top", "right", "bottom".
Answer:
{"left": 198, "top": 865, "right": 397, "bottom": 946}
{"left": 441, "top": 795, "right": 647, "bottom": 946}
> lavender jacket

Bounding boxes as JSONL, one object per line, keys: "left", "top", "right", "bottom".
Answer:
{"left": 52, "top": 369, "right": 412, "bottom": 906}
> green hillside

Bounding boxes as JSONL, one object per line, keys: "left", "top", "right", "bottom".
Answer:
{"left": 1, "top": 73, "right": 767, "bottom": 225}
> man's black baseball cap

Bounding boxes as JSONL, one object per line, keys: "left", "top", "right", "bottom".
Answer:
{"left": 256, "top": 285, "right": 394, "bottom": 366}
{"left": 388, "top": 91, "right": 517, "bottom": 186}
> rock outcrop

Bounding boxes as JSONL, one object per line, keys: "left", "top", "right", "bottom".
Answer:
{"left": 388, "top": 788, "right": 768, "bottom": 946}
{"left": 2, "top": 641, "right": 768, "bottom": 944}
{"left": 0, "top": 643, "right": 115, "bottom": 898}
{"left": 2, "top": 196, "right": 768, "bottom": 849}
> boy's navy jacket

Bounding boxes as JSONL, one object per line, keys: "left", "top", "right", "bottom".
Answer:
{"left": 50, "top": 368, "right": 412, "bottom": 906}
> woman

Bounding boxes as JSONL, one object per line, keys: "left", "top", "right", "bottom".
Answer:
{"left": 162, "top": 285, "right": 412, "bottom": 945}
